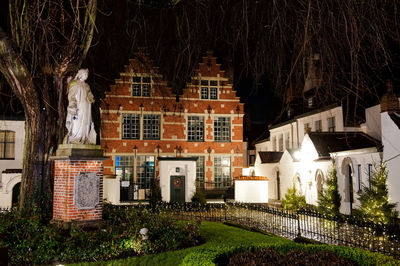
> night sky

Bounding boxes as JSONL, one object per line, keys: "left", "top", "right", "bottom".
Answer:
{"left": 1, "top": 0, "right": 399, "bottom": 144}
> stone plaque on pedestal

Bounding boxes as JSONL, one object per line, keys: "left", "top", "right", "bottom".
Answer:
{"left": 75, "top": 172, "right": 99, "bottom": 209}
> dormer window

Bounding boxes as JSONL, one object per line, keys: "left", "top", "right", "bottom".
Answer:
{"left": 132, "top": 76, "right": 151, "bottom": 97}
{"left": 200, "top": 80, "right": 218, "bottom": 99}
{"left": 307, "top": 96, "right": 314, "bottom": 108}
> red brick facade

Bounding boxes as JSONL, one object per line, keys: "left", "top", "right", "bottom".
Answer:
{"left": 53, "top": 160, "right": 103, "bottom": 222}
{"left": 101, "top": 51, "right": 244, "bottom": 200}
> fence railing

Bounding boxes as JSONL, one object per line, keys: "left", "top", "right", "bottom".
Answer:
{"left": 135, "top": 202, "right": 400, "bottom": 258}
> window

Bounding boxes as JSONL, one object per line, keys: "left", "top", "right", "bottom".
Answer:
{"left": 285, "top": 133, "right": 290, "bottom": 150}
{"left": 272, "top": 137, "right": 277, "bottom": 151}
{"left": 136, "top": 156, "right": 155, "bottom": 189}
{"left": 304, "top": 123, "right": 311, "bottom": 135}
{"left": 328, "top": 116, "right": 336, "bottom": 132}
{"left": 315, "top": 120, "right": 322, "bottom": 132}
{"left": 357, "top": 164, "right": 362, "bottom": 192}
{"left": 0, "top": 130, "right": 15, "bottom": 159}
{"left": 188, "top": 116, "right": 204, "bottom": 141}
{"left": 214, "top": 156, "right": 231, "bottom": 188}
{"left": 200, "top": 79, "right": 218, "bottom": 99}
{"left": 122, "top": 114, "right": 140, "bottom": 139}
{"left": 132, "top": 76, "right": 151, "bottom": 97}
{"left": 122, "top": 113, "right": 160, "bottom": 140}
{"left": 278, "top": 134, "right": 283, "bottom": 151}
{"left": 368, "top": 163, "right": 372, "bottom": 189}
{"left": 196, "top": 156, "right": 205, "bottom": 188}
{"left": 214, "top": 117, "right": 230, "bottom": 142}
{"left": 143, "top": 114, "right": 160, "bottom": 140}
{"left": 116, "top": 156, "right": 134, "bottom": 181}
{"left": 307, "top": 96, "right": 314, "bottom": 108}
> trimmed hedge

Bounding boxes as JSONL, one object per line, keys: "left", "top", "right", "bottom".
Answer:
{"left": 182, "top": 243, "right": 400, "bottom": 265}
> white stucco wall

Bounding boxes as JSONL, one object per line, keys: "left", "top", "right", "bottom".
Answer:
{"left": 0, "top": 173, "right": 21, "bottom": 209}
{"left": 381, "top": 111, "right": 400, "bottom": 212}
{"left": 297, "top": 106, "right": 344, "bottom": 139}
{"left": 364, "top": 104, "right": 382, "bottom": 141}
{"left": 334, "top": 150, "right": 381, "bottom": 215}
{"left": 103, "top": 176, "right": 119, "bottom": 204}
{"left": 159, "top": 159, "right": 196, "bottom": 202}
{"left": 235, "top": 180, "right": 268, "bottom": 203}
{"left": 0, "top": 120, "right": 25, "bottom": 208}
{"left": 0, "top": 120, "right": 25, "bottom": 188}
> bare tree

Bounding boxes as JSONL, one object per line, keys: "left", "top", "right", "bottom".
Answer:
{"left": 0, "top": 0, "right": 96, "bottom": 213}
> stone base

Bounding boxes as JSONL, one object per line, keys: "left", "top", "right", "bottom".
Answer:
{"left": 51, "top": 218, "right": 103, "bottom": 230}
{"left": 53, "top": 144, "right": 106, "bottom": 160}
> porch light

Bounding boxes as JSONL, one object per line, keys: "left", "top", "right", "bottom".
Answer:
{"left": 133, "top": 145, "right": 137, "bottom": 157}
{"left": 140, "top": 103, "right": 144, "bottom": 116}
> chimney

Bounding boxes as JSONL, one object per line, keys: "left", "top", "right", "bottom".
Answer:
{"left": 380, "top": 80, "right": 399, "bottom": 113}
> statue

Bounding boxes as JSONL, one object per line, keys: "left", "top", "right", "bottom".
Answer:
{"left": 64, "top": 69, "right": 97, "bottom": 145}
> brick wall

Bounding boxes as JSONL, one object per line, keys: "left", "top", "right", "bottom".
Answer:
{"left": 53, "top": 160, "right": 103, "bottom": 222}
{"left": 101, "top": 51, "right": 244, "bottom": 192}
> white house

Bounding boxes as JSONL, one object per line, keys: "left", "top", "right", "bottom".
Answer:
{"left": 253, "top": 87, "right": 399, "bottom": 214}
{"left": 0, "top": 117, "right": 24, "bottom": 208}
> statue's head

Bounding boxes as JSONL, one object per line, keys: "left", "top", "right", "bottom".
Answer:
{"left": 75, "top": 69, "right": 89, "bottom": 81}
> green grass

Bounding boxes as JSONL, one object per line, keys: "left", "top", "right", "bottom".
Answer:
{"left": 70, "top": 221, "right": 399, "bottom": 266}
{"left": 70, "top": 222, "right": 289, "bottom": 265}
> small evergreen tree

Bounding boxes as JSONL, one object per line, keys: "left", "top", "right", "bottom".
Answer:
{"left": 282, "top": 185, "right": 306, "bottom": 210}
{"left": 358, "top": 162, "right": 398, "bottom": 224}
{"left": 149, "top": 179, "right": 162, "bottom": 207}
{"left": 318, "top": 159, "right": 341, "bottom": 217}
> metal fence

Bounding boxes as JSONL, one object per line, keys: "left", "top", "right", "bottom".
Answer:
{"left": 143, "top": 202, "right": 400, "bottom": 258}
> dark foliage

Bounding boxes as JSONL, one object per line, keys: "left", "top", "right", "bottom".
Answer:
{"left": 0, "top": 204, "right": 201, "bottom": 265}
{"left": 227, "top": 249, "right": 356, "bottom": 266}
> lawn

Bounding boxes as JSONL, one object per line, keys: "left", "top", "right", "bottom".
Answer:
{"left": 72, "top": 221, "right": 399, "bottom": 266}
{"left": 71, "top": 221, "right": 289, "bottom": 265}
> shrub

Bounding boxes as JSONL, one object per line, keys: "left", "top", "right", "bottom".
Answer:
{"left": 358, "top": 162, "right": 399, "bottom": 225}
{"left": 0, "top": 204, "right": 201, "bottom": 264}
{"left": 191, "top": 186, "right": 207, "bottom": 205}
{"left": 318, "top": 159, "right": 341, "bottom": 217}
{"left": 282, "top": 185, "right": 306, "bottom": 210}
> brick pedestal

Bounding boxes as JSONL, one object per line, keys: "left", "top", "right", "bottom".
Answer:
{"left": 51, "top": 144, "right": 107, "bottom": 227}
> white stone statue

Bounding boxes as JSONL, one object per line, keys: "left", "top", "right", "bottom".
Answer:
{"left": 64, "top": 69, "right": 97, "bottom": 145}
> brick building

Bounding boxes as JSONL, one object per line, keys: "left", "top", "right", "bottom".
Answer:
{"left": 101, "top": 51, "right": 244, "bottom": 203}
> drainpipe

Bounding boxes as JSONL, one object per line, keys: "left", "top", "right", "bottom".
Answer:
{"left": 296, "top": 120, "right": 300, "bottom": 148}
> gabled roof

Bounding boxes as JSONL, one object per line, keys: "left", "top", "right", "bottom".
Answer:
{"left": 389, "top": 112, "right": 400, "bottom": 129}
{"left": 286, "top": 148, "right": 301, "bottom": 162}
{"left": 308, "top": 132, "right": 381, "bottom": 158}
{"left": 258, "top": 151, "right": 284, "bottom": 163}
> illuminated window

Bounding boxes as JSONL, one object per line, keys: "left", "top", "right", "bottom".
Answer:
{"left": 132, "top": 76, "right": 151, "bottom": 97}
{"left": 136, "top": 155, "right": 155, "bottom": 189}
{"left": 122, "top": 114, "right": 140, "bottom": 139}
{"left": 328, "top": 116, "right": 336, "bottom": 132}
{"left": 143, "top": 114, "right": 160, "bottom": 140}
{"left": 196, "top": 156, "right": 205, "bottom": 188}
{"left": 214, "top": 156, "right": 231, "bottom": 188}
{"left": 188, "top": 116, "right": 204, "bottom": 142}
{"left": 122, "top": 113, "right": 160, "bottom": 140}
{"left": 315, "top": 120, "right": 322, "bottom": 132}
{"left": 200, "top": 79, "right": 218, "bottom": 99}
{"left": 285, "top": 133, "right": 290, "bottom": 149}
{"left": 214, "top": 117, "right": 230, "bottom": 142}
{"left": 0, "top": 130, "right": 15, "bottom": 159}
{"left": 278, "top": 134, "right": 283, "bottom": 151}
{"left": 304, "top": 123, "right": 311, "bottom": 135}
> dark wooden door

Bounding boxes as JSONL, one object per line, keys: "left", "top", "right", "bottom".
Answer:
{"left": 170, "top": 175, "right": 185, "bottom": 202}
